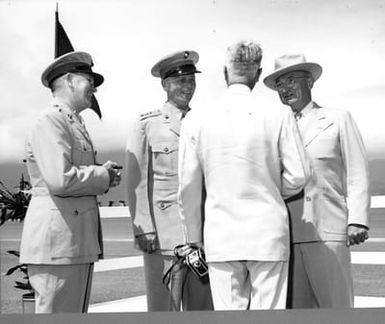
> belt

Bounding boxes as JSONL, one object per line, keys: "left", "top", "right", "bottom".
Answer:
{"left": 285, "top": 190, "right": 305, "bottom": 203}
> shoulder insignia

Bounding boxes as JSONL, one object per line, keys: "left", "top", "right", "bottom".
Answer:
{"left": 139, "top": 109, "right": 162, "bottom": 120}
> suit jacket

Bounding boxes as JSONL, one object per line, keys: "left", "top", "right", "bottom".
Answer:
{"left": 178, "top": 84, "right": 312, "bottom": 263}
{"left": 287, "top": 102, "right": 370, "bottom": 243}
{"left": 20, "top": 99, "right": 110, "bottom": 265}
{"left": 125, "top": 102, "right": 188, "bottom": 255}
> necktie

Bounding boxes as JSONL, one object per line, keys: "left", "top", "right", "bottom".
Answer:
{"left": 294, "top": 111, "right": 302, "bottom": 121}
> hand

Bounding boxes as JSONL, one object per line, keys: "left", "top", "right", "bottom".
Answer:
{"left": 135, "top": 233, "right": 157, "bottom": 253}
{"left": 174, "top": 242, "right": 203, "bottom": 258}
{"left": 347, "top": 224, "right": 369, "bottom": 246}
{"left": 103, "top": 160, "right": 122, "bottom": 188}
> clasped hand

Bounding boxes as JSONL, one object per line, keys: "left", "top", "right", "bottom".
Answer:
{"left": 347, "top": 224, "right": 369, "bottom": 246}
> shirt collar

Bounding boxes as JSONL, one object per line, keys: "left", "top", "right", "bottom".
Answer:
{"left": 228, "top": 83, "right": 252, "bottom": 94}
{"left": 163, "top": 101, "right": 191, "bottom": 119}
{"left": 301, "top": 101, "right": 314, "bottom": 116}
{"left": 51, "top": 98, "right": 84, "bottom": 124}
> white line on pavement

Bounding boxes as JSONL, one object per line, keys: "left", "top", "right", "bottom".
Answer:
{"left": 94, "top": 256, "right": 143, "bottom": 272}
{"left": 93, "top": 251, "right": 385, "bottom": 274}
{"left": 351, "top": 251, "right": 385, "bottom": 265}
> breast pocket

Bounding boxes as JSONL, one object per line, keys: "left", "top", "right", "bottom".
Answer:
{"left": 72, "top": 137, "right": 95, "bottom": 166}
{"left": 310, "top": 132, "right": 340, "bottom": 160}
{"left": 151, "top": 141, "right": 179, "bottom": 176}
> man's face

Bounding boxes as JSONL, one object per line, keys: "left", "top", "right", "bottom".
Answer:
{"left": 275, "top": 71, "right": 312, "bottom": 111}
{"left": 162, "top": 74, "right": 196, "bottom": 109}
{"left": 71, "top": 73, "right": 96, "bottom": 110}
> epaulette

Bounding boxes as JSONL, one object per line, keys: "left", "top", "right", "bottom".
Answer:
{"left": 139, "top": 109, "right": 162, "bottom": 121}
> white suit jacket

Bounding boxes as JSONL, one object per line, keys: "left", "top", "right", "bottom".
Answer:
{"left": 20, "top": 99, "right": 110, "bottom": 265}
{"left": 286, "top": 102, "right": 370, "bottom": 243}
{"left": 178, "top": 84, "right": 312, "bottom": 262}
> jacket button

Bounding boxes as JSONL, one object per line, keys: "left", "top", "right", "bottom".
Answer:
{"left": 160, "top": 202, "right": 165, "bottom": 209}
{"left": 305, "top": 196, "right": 311, "bottom": 202}
{"left": 74, "top": 210, "right": 79, "bottom": 215}
{"left": 164, "top": 147, "right": 169, "bottom": 153}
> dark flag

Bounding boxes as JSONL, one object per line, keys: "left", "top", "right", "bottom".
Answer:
{"left": 54, "top": 4, "right": 102, "bottom": 119}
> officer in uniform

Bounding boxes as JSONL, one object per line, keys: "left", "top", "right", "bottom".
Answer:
{"left": 125, "top": 50, "right": 213, "bottom": 311}
{"left": 20, "top": 51, "right": 121, "bottom": 313}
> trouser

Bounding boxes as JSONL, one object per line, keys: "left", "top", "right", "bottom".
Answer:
{"left": 288, "top": 241, "right": 353, "bottom": 308}
{"left": 208, "top": 260, "right": 288, "bottom": 310}
{"left": 143, "top": 252, "right": 213, "bottom": 311}
{"left": 28, "top": 263, "right": 93, "bottom": 313}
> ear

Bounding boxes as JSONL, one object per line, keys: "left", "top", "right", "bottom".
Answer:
{"left": 161, "top": 78, "right": 168, "bottom": 91}
{"left": 255, "top": 67, "right": 262, "bottom": 82}
{"left": 307, "top": 76, "right": 314, "bottom": 90}
{"left": 66, "top": 73, "right": 75, "bottom": 91}
{"left": 224, "top": 66, "right": 229, "bottom": 84}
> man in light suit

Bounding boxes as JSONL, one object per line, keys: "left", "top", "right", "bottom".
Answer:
{"left": 125, "top": 50, "right": 213, "bottom": 311}
{"left": 263, "top": 54, "right": 370, "bottom": 308}
{"left": 20, "top": 51, "right": 121, "bottom": 313}
{"left": 177, "top": 41, "right": 312, "bottom": 310}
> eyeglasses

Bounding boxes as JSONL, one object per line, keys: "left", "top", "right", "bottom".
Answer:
{"left": 275, "top": 76, "right": 305, "bottom": 90}
{"left": 275, "top": 72, "right": 311, "bottom": 90}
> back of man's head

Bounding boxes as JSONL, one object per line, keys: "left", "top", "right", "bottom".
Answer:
{"left": 224, "top": 40, "right": 263, "bottom": 88}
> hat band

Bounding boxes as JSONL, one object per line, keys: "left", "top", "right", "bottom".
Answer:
{"left": 162, "top": 64, "right": 199, "bottom": 79}
{"left": 47, "top": 63, "right": 95, "bottom": 87}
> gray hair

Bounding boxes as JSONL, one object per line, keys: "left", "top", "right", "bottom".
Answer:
{"left": 225, "top": 40, "right": 263, "bottom": 69}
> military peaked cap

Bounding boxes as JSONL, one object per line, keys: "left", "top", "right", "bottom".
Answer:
{"left": 151, "top": 50, "right": 201, "bottom": 79}
{"left": 41, "top": 51, "right": 104, "bottom": 88}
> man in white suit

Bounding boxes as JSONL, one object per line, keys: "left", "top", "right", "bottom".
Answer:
{"left": 177, "top": 41, "right": 312, "bottom": 310}
{"left": 20, "top": 51, "right": 121, "bottom": 313}
{"left": 263, "top": 54, "right": 370, "bottom": 308}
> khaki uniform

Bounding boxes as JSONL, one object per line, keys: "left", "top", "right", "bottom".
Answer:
{"left": 20, "top": 98, "right": 109, "bottom": 312}
{"left": 126, "top": 102, "right": 212, "bottom": 311}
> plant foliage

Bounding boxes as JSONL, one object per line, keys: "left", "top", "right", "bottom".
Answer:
{"left": 0, "top": 176, "right": 31, "bottom": 225}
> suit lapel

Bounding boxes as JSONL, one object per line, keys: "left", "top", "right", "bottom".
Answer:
{"left": 302, "top": 103, "right": 334, "bottom": 147}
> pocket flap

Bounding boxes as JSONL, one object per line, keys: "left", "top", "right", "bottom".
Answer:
{"left": 151, "top": 142, "right": 178, "bottom": 154}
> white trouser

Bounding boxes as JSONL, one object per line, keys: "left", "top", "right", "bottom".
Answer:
{"left": 28, "top": 263, "right": 93, "bottom": 313}
{"left": 290, "top": 241, "right": 353, "bottom": 308}
{"left": 208, "top": 260, "right": 288, "bottom": 310}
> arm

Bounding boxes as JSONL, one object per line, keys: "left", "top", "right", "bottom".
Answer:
{"left": 177, "top": 116, "right": 204, "bottom": 245}
{"left": 30, "top": 110, "right": 110, "bottom": 196}
{"left": 125, "top": 118, "right": 156, "bottom": 251}
{"left": 279, "top": 109, "right": 312, "bottom": 200}
{"left": 340, "top": 111, "right": 370, "bottom": 244}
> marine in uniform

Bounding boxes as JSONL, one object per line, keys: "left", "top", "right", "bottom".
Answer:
{"left": 125, "top": 50, "right": 213, "bottom": 311}
{"left": 20, "top": 51, "right": 121, "bottom": 313}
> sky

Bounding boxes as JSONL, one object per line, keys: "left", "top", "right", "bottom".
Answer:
{"left": 0, "top": 0, "right": 385, "bottom": 165}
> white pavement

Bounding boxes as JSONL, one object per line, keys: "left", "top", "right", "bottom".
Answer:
{"left": 89, "top": 295, "right": 385, "bottom": 312}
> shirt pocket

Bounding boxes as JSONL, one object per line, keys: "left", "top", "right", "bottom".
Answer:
{"left": 151, "top": 141, "right": 179, "bottom": 176}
